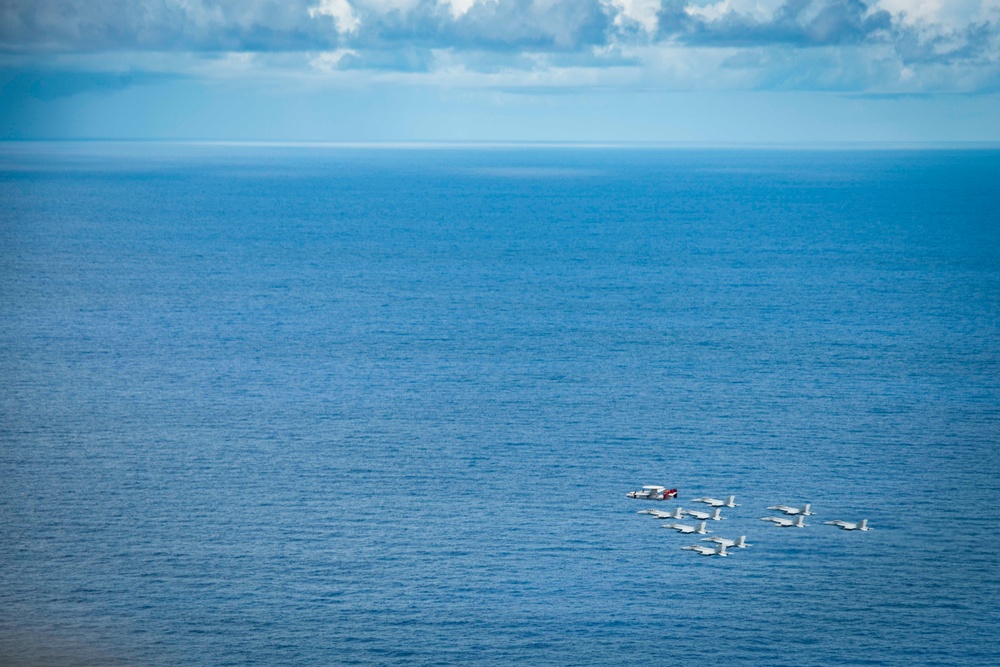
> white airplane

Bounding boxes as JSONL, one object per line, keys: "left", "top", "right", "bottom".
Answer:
{"left": 702, "top": 535, "right": 750, "bottom": 549}
{"left": 626, "top": 486, "right": 678, "bottom": 500}
{"left": 684, "top": 508, "right": 725, "bottom": 521}
{"left": 691, "top": 495, "right": 738, "bottom": 508}
{"left": 767, "top": 503, "right": 813, "bottom": 516}
{"left": 637, "top": 507, "right": 684, "bottom": 520}
{"left": 824, "top": 519, "right": 871, "bottom": 531}
{"left": 682, "top": 543, "right": 729, "bottom": 557}
{"left": 662, "top": 520, "right": 710, "bottom": 534}
{"left": 760, "top": 515, "right": 808, "bottom": 528}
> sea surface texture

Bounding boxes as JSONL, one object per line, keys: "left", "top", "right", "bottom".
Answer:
{"left": 1, "top": 144, "right": 998, "bottom": 666}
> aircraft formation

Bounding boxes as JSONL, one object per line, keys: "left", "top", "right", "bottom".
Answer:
{"left": 631, "top": 488, "right": 872, "bottom": 558}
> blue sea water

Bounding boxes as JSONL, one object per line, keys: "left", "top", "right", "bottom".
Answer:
{"left": 1, "top": 143, "right": 999, "bottom": 666}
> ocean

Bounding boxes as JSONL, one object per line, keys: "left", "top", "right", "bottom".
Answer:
{"left": 1, "top": 143, "right": 998, "bottom": 665}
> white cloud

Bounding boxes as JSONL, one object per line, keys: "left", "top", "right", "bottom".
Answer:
{"left": 309, "top": 0, "right": 361, "bottom": 33}
{"left": 872, "top": 0, "right": 1000, "bottom": 64}
{"left": 610, "top": 0, "right": 663, "bottom": 32}
{"left": 684, "top": 0, "right": 786, "bottom": 23}
{"left": 439, "top": 0, "right": 485, "bottom": 18}
{"left": 875, "top": 0, "right": 1000, "bottom": 30}
{"left": 356, "top": 0, "right": 424, "bottom": 13}
{"left": 310, "top": 49, "right": 360, "bottom": 72}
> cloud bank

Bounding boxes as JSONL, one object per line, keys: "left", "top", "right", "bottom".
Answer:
{"left": 1, "top": 0, "right": 999, "bottom": 94}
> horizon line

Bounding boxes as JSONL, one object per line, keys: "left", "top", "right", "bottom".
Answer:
{"left": 2, "top": 139, "right": 1000, "bottom": 151}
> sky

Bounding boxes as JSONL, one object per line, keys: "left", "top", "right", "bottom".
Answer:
{"left": 1, "top": 0, "right": 999, "bottom": 142}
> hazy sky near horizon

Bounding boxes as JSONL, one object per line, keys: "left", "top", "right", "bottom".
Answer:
{"left": 1, "top": 0, "right": 999, "bottom": 142}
